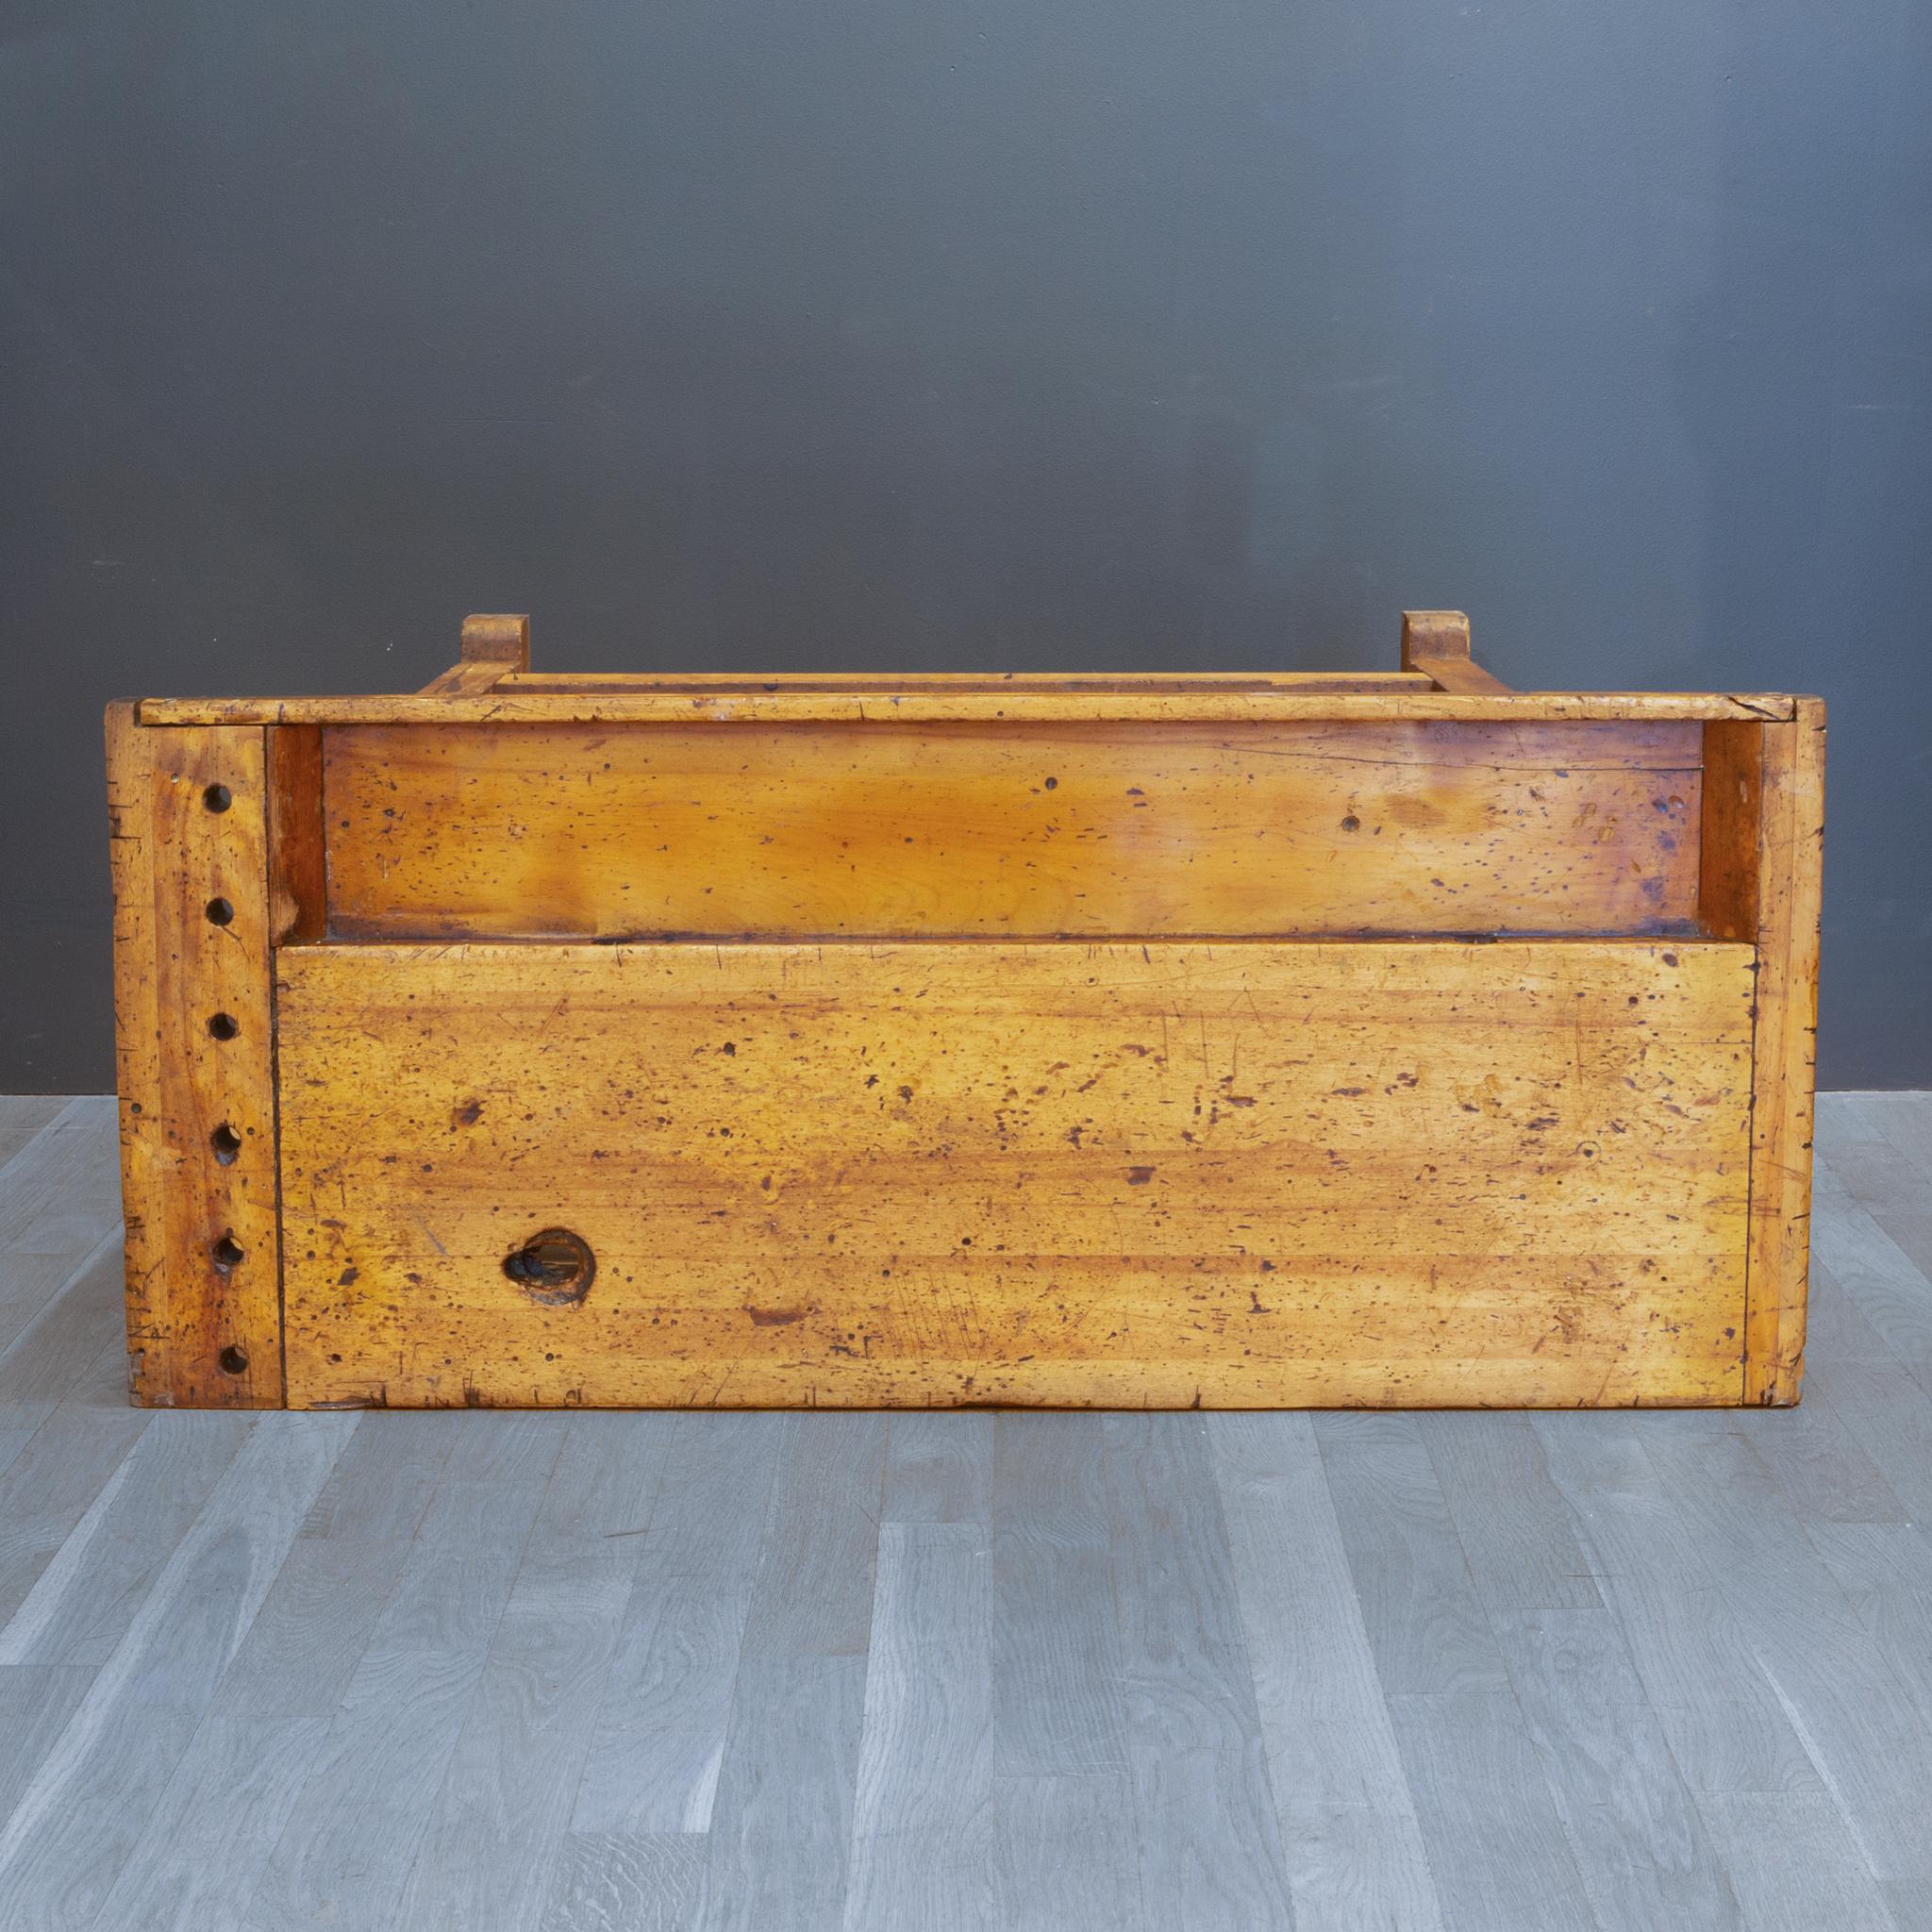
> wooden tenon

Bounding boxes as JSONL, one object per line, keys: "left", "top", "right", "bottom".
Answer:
{"left": 106, "top": 612, "right": 1824, "bottom": 1410}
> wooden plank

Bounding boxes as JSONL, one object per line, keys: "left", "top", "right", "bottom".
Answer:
{"left": 1743, "top": 704, "right": 1826, "bottom": 1404}
{"left": 321, "top": 718, "right": 1706, "bottom": 941}
{"left": 1210, "top": 1412, "right": 1443, "bottom": 1930}
{"left": 0, "top": 1413, "right": 354, "bottom": 1932}
{"left": 507, "top": 669, "right": 1433, "bottom": 692}
{"left": 1696, "top": 1790, "right": 1900, "bottom": 1932}
{"left": 882, "top": 1413, "right": 992, "bottom": 1524}
{"left": 1705, "top": 709, "right": 1826, "bottom": 1403}
{"left": 1490, "top": 1606, "right": 1746, "bottom": 1929}
{"left": 137, "top": 690, "right": 1800, "bottom": 726}
{"left": 539, "top": 1833, "right": 707, "bottom": 1932}
{"left": 105, "top": 706, "right": 166, "bottom": 1402}
{"left": 119, "top": 724, "right": 285, "bottom": 1407}
{"left": 264, "top": 724, "right": 326, "bottom": 944}
{"left": 395, "top": 1414, "right": 676, "bottom": 1932}
{"left": 1104, "top": 1413, "right": 1296, "bottom": 1930}
{"left": 572, "top": 1414, "right": 783, "bottom": 1834}
{"left": 844, "top": 1522, "right": 998, "bottom": 1931}
{"left": 276, "top": 938, "right": 1756, "bottom": 1410}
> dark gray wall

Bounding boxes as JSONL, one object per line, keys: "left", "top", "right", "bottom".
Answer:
{"left": 3, "top": 0, "right": 1928, "bottom": 1091}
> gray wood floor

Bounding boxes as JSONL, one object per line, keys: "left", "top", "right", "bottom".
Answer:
{"left": 0, "top": 1093, "right": 1929, "bottom": 1930}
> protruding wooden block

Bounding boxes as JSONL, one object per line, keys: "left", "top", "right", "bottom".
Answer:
{"left": 1401, "top": 609, "right": 1510, "bottom": 693}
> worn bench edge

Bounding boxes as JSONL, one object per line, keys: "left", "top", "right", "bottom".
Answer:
{"left": 134, "top": 691, "right": 1805, "bottom": 726}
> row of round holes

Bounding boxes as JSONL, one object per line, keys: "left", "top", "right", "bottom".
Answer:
{"left": 203, "top": 779, "right": 247, "bottom": 1376}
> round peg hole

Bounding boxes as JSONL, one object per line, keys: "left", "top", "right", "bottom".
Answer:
{"left": 210, "top": 1233, "right": 245, "bottom": 1273}
{"left": 205, "top": 897, "right": 235, "bottom": 926}
{"left": 208, "top": 1012, "right": 239, "bottom": 1041}
{"left": 202, "top": 783, "right": 232, "bottom": 813}
{"left": 209, "top": 1123, "right": 242, "bottom": 1165}
{"left": 503, "top": 1227, "right": 596, "bottom": 1307}
{"left": 217, "top": 1345, "right": 248, "bottom": 1374}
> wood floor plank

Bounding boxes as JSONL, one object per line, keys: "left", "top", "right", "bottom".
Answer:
{"left": 881, "top": 1413, "right": 991, "bottom": 1524}
{"left": 0, "top": 1414, "right": 355, "bottom": 1932}
{"left": 1210, "top": 1411, "right": 1443, "bottom": 1932}
{"left": 211, "top": 1413, "right": 461, "bottom": 1720}
{"left": 0, "top": 1097, "right": 69, "bottom": 1165}
{"left": 0, "top": 1411, "right": 254, "bottom": 1666}
{"left": 1385, "top": 1689, "right": 1596, "bottom": 1932}
{"left": 1641, "top": 1424, "right": 1932, "bottom": 1891}
{"left": 1697, "top": 1790, "right": 1902, "bottom": 1932}
{"left": 739, "top": 1415, "right": 887, "bottom": 1662}
{"left": 1104, "top": 1413, "right": 1295, "bottom": 1932}
{"left": 0, "top": 1101, "right": 121, "bottom": 1359}
{"left": 1810, "top": 1161, "right": 1932, "bottom": 1379}
{"left": 0, "top": 1665, "right": 95, "bottom": 1835}
{"left": 1315, "top": 1411, "right": 1509, "bottom": 1698}
{"left": 991, "top": 1772, "right": 1146, "bottom": 1932}
{"left": 993, "top": 1413, "right": 1128, "bottom": 1777}
{"left": 1533, "top": 1413, "right": 1824, "bottom": 1798}
{"left": 1806, "top": 1356, "right": 1932, "bottom": 1525}
{"left": 241, "top": 1457, "right": 560, "bottom": 1931}
{"left": 539, "top": 1833, "right": 708, "bottom": 1932}
{"left": 0, "top": 1232, "right": 125, "bottom": 1445}
{"left": 1421, "top": 1411, "right": 1605, "bottom": 1613}
{"left": 395, "top": 1414, "right": 678, "bottom": 1932}
{"left": 1492, "top": 1605, "right": 1745, "bottom": 1928}
{"left": 693, "top": 1654, "right": 868, "bottom": 1932}
{"left": 1732, "top": 1387, "right": 1907, "bottom": 1524}
{"left": 87, "top": 1715, "right": 328, "bottom": 1932}
{"left": 573, "top": 1414, "right": 786, "bottom": 1837}
{"left": 842, "top": 1522, "right": 996, "bottom": 1932}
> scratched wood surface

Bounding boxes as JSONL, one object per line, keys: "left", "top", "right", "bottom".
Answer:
{"left": 272, "top": 939, "right": 1754, "bottom": 1410}
{"left": 139, "top": 689, "right": 1799, "bottom": 726}
{"left": 321, "top": 719, "right": 1706, "bottom": 941}
{"left": 106, "top": 715, "right": 284, "bottom": 1407}
{"left": 0, "top": 1091, "right": 1927, "bottom": 1927}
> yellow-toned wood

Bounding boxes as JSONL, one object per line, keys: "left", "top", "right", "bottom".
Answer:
{"left": 503, "top": 671, "right": 1435, "bottom": 694}
{"left": 419, "top": 612, "right": 532, "bottom": 693}
{"left": 276, "top": 939, "right": 1755, "bottom": 1411}
{"left": 1739, "top": 703, "right": 1825, "bottom": 1404}
{"left": 105, "top": 705, "right": 167, "bottom": 1402}
{"left": 124, "top": 727, "right": 285, "bottom": 1406}
{"left": 322, "top": 719, "right": 1706, "bottom": 941}
{"left": 136, "top": 691, "right": 1800, "bottom": 727}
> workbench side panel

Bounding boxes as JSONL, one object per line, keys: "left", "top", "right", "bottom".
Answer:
{"left": 111, "top": 724, "right": 286, "bottom": 1406}
{"left": 322, "top": 720, "right": 1706, "bottom": 941}
{"left": 277, "top": 939, "right": 1754, "bottom": 1410}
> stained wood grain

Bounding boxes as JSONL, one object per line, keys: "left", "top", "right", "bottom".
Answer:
{"left": 275, "top": 938, "right": 1755, "bottom": 1410}
{"left": 322, "top": 717, "right": 1704, "bottom": 940}
{"left": 112, "top": 721, "right": 284, "bottom": 1406}
{"left": 139, "top": 689, "right": 1800, "bottom": 725}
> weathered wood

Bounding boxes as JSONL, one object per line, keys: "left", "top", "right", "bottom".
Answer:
{"left": 109, "top": 721, "right": 285, "bottom": 1407}
{"left": 108, "top": 622, "right": 1822, "bottom": 1412}
{"left": 139, "top": 689, "right": 1797, "bottom": 726}
{"left": 1400, "top": 609, "right": 1512, "bottom": 694}
{"left": 265, "top": 724, "right": 326, "bottom": 945}
{"left": 275, "top": 938, "right": 1754, "bottom": 1410}
{"left": 1705, "top": 710, "right": 1825, "bottom": 1403}
{"left": 322, "top": 719, "right": 1705, "bottom": 941}
{"left": 105, "top": 707, "right": 166, "bottom": 1403}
